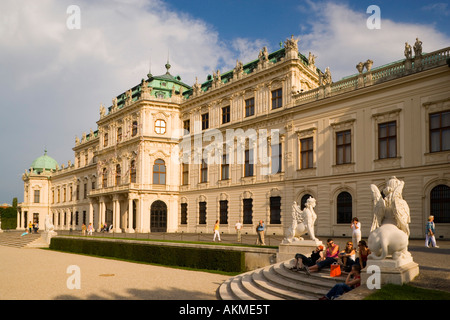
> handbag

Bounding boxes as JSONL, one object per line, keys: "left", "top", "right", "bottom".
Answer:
{"left": 330, "top": 262, "right": 341, "bottom": 277}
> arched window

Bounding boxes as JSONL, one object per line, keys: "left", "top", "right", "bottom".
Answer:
{"left": 337, "top": 191, "right": 352, "bottom": 224}
{"left": 300, "top": 194, "right": 313, "bottom": 210}
{"left": 102, "top": 168, "right": 107, "bottom": 188}
{"left": 115, "top": 164, "right": 121, "bottom": 186}
{"left": 431, "top": 185, "right": 450, "bottom": 223}
{"left": 153, "top": 159, "right": 166, "bottom": 185}
{"left": 130, "top": 160, "right": 136, "bottom": 183}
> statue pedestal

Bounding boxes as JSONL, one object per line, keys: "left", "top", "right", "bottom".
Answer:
{"left": 44, "top": 231, "right": 58, "bottom": 245}
{"left": 361, "top": 256, "right": 419, "bottom": 286}
{"left": 277, "top": 240, "right": 323, "bottom": 262}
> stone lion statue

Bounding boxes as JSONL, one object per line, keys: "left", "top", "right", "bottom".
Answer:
{"left": 368, "top": 176, "right": 411, "bottom": 260}
{"left": 283, "top": 197, "right": 319, "bottom": 243}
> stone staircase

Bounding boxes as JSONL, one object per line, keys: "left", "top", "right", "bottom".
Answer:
{"left": 0, "top": 231, "right": 45, "bottom": 248}
{"left": 218, "top": 259, "right": 348, "bottom": 300}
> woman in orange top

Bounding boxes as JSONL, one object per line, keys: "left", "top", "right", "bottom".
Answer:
{"left": 306, "top": 239, "right": 340, "bottom": 273}
{"left": 213, "top": 220, "right": 221, "bottom": 242}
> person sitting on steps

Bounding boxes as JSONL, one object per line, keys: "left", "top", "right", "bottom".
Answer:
{"left": 290, "top": 245, "right": 324, "bottom": 274}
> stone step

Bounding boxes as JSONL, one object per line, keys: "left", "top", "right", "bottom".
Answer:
{"left": 0, "top": 232, "right": 42, "bottom": 248}
{"left": 218, "top": 259, "right": 349, "bottom": 300}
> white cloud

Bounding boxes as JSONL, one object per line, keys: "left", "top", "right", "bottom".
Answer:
{"left": 298, "top": 1, "right": 450, "bottom": 80}
{"left": 0, "top": 0, "right": 234, "bottom": 202}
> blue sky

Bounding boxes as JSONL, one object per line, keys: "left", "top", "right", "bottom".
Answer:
{"left": 0, "top": 0, "right": 449, "bottom": 204}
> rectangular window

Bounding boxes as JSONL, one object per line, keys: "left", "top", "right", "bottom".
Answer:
{"left": 34, "top": 190, "right": 40, "bottom": 203}
{"left": 430, "top": 111, "right": 450, "bottom": 153}
{"left": 245, "top": 98, "right": 255, "bottom": 117}
{"left": 219, "top": 200, "right": 228, "bottom": 224}
{"left": 300, "top": 137, "right": 313, "bottom": 169}
{"left": 202, "top": 113, "right": 209, "bottom": 130}
{"left": 199, "top": 201, "right": 207, "bottom": 224}
{"left": 270, "top": 196, "right": 281, "bottom": 224}
{"left": 63, "top": 188, "right": 66, "bottom": 202}
{"left": 182, "top": 163, "right": 189, "bottom": 185}
{"left": 378, "top": 121, "right": 397, "bottom": 159}
{"left": 201, "top": 159, "right": 208, "bottom": 183}
{"left": 132, "top": 121, "right": 138, "bottom": 137}
{"left": 104, "top": 133, "right": 108, "bottom": 147}
{"left": 221, "top": 152, "right": 229, "bottom": 180}
{"left": 244, "top": 149, "right": 254, "bottom": 177}
{"left": 271, "top": 143, "right": 282, "bottom": 174}
{"left": 271, "top": 88, "right": 282, "bottom": 109}
{"left": 222, "top": 106, "right": 230, "bottom": 124}
{"left": 117, "top": 127, "right": 122, "bottom": 143}
{"left": 76, "top": 185, "right": 79, "bottom": 200}
{"left": 336, "top": 130, "right": 351, "bottom": 164}
{"left": 243, "top": 198, "right": 253, "bottom": 224}
{"left": 181, "top": 203, "right": 188, "bottom": 225}
{"left": 183, "top": 120, "right": 190, "bottom": 135}
{"left": 83, "top": 183, "right": 87, "bottom": 199}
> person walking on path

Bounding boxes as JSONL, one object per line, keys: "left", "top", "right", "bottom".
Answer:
{"left": 256, "top": 220, "right": 266, "bottom": 245}
{"left": 425, "top": 215, "right": 439, "bottom": 248}
{"left": 87, "top": 223, "right": 93, "bottom": 236}
{"left": 351, "top": 217, "right": 361, "bottom": 251}
{"left": 213, "top": 220, "right": 221, "bottom": 242}
{"left": 81, "top": 223, "right": 87, "bottom": 236}
{"left": 235, "top": 220, "right": 242, "bottom": 242}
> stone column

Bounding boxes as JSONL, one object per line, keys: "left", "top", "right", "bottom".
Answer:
{"left": 98, "top": 199, "right": 105, "bottom": 231}
{"left": 113, "top": 197, "right": 122, "bottom": 233}
{"left": 127, "top": 196, "right": 135, "bottom": 233}
{"left": 89, "top": 200, "right": 94, "bottom": 226}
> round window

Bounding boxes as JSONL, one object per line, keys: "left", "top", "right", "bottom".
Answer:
{"left": 155, "top": 119, "right": 166, "bottom": 134}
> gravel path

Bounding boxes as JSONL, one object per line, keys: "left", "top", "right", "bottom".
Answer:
{"left": 0, "top": 245, "right": 229, "bottom": 300}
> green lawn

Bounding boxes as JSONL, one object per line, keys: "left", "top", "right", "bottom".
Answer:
{"left": 365, "top": 283, "right": 450, "bottom": 300}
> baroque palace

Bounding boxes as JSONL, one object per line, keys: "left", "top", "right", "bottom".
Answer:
{"left": 18, "top": 36, "right": 450, "bottom": 239}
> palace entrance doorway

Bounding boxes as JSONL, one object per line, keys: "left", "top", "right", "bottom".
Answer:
{"left": 150, "top": 200, "right": 167, "bottom": 232}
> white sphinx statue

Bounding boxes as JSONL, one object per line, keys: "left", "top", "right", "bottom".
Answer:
{"left": 283, "top": 197, "right": 319, "bottom": 243}
{"left": 44, "top": 214, "right": 57, "bottom": 244}
{"left": 368, "top": 176, "right": 411, "bottom": 260}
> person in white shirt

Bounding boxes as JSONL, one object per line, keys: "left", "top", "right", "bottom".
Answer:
{"left": 351, "top": 217, "right": 361, "bottom": 251}
{"left": 235, "top": 221, "right": 242, "bottom": 242}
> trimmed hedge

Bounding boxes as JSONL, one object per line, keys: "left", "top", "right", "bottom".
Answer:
{"left": 50, "top": 237, "right": 245, "bottom": 273}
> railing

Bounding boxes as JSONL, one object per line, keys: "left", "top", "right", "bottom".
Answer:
{"left": 294, "top": 46, "right": 450, "bottom": 105}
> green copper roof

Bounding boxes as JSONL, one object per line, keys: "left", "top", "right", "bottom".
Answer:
{"left": 30, "top": 150, "right": 58, "bottom": 173}
{"left": 108, "top": 63, "right": 191, "bottom": 114}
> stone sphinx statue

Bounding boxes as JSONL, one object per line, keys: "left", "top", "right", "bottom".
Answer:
{"left": 45, "top": 214, "right": 55, "bottom": 233}
{"left": 283, "top": 197, "right": 319, "bottom": 243}
{"left": 368, "top": 176, "right": 411, "bottom": 260}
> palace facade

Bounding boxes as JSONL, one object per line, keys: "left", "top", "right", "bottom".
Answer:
{"left": 18, "top": 36, "right": 450, "bottom": 239}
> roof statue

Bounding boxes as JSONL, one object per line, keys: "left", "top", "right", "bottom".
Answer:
{"left": 404, "top": 42, "right": 412, "bottom": 59}
{"left": 413, "top": 37, "right": 422, "bottom": 56}
{"left": 284, "top": 34, "right": 299, "bottom": 51}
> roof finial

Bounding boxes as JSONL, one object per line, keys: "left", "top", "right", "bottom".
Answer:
{"left": 165, "top": 49, "right": 171, "bottom": 74}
